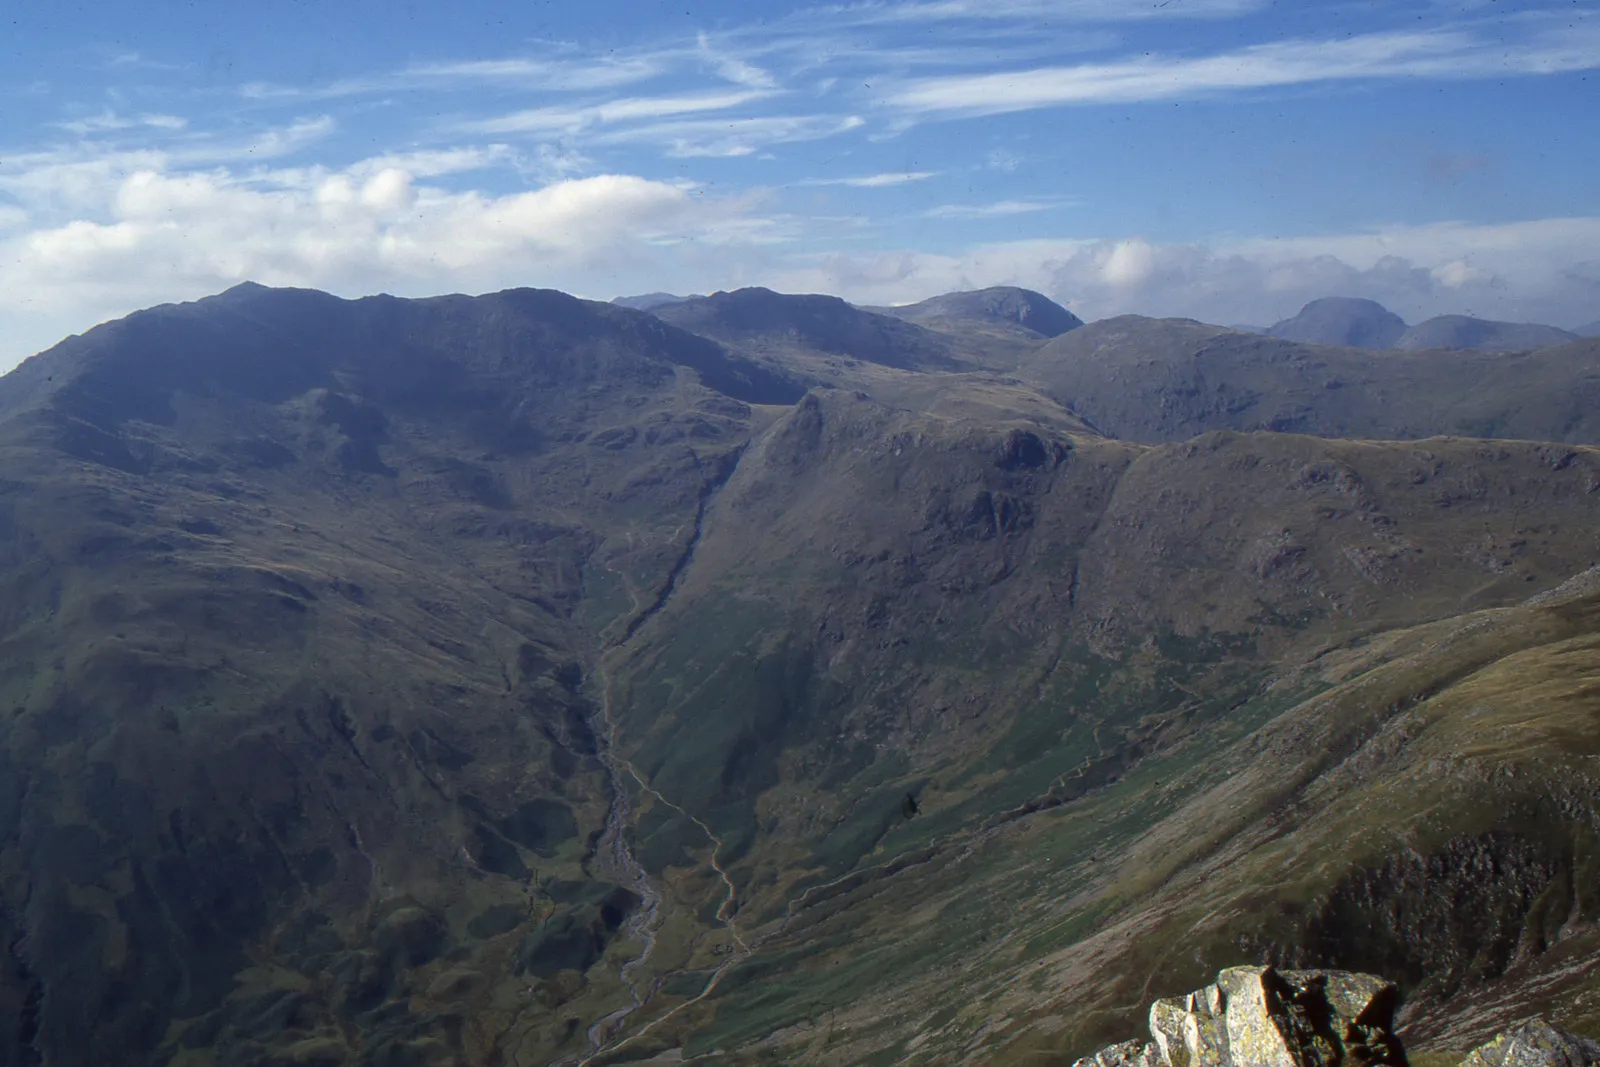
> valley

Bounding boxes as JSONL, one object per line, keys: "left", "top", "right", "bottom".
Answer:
{"left": 0, "top": 283, "right": 1597, "bottom": 1066}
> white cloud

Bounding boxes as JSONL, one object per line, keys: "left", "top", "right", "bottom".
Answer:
{"left": 6, "top": 160, "right": 1600, "bottom": 372}
{"left": 341, "top": 146, "right": 515, "bottom": 181}
{"left": 800, "top": 170, "right": 939, "bottom": 187}
{"left": 751, "top": 218, "right": 1600, "bottom": 330}
{"left": 0, "top": 158, "right": 770, "bottom": 369}
{"left": 229, "top": 116, "right": 339, "bottom": 160}
{"left": 697, "top": 31, "right": 778, "bottom": 89}
{"left": 240, "top": 54, "right": 663, "bottom": 101}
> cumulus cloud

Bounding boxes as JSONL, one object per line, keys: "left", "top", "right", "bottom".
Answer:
{"left": 0, "top": 157, "right": 769, "bottom": 369}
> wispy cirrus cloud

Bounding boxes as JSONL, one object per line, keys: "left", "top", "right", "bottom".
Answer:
{"left": 55, "top": 110, "right": 188, "bottom": 135}
{"left": 799, "top": 170, "right": 939, "bottom": 187}
{"left": 886, "top": 22, "right": 1600, "bottom": 117}
{"left": 598, "top": 113, "right": 866, "bottom": 158}
{"left": 789, "top": 0, "right": 1268, "bottom": 27}
{"left": 697, "top": 31, "right": 778, "bottom": 89}
{"left": 923, "top": 199, "right": 1063, "bottom": 219}
{"left": 460, "top": 89, "right": 777, "bottom": 136}
{"left": 239, "top": 53, "right": 665, "bottom": 102}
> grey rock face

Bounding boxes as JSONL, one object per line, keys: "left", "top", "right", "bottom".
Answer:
{"left": 1460, "top": 1018, "right": 1600, "bottom": 1067}
{"left": 1074, "top": 966, "right": 1404, "bottom": 1067}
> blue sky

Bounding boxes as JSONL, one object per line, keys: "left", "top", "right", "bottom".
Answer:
{"left": 2, "top": 0, "right": 1597, "bottom": 369}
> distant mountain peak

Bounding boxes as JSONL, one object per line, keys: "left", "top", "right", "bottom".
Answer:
{"left": 1266, "top": 297, "right": 1408, "bottom": 349}
{"left": 610, "top": 292, "right": 698, "bottom": 311}
{"left": 880, "top": 285, "right": 1084, "bottom": 338}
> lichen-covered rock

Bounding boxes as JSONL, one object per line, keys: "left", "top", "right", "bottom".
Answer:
{"left": 1460, "top": 1018, "right": 1600, "bottom": 1067}
{"left": 1078, "top": 1038, "right": 1159, "bottom": 1067}
{"left": 1074, "top": 966, "right": 1404, "bottom": 1067}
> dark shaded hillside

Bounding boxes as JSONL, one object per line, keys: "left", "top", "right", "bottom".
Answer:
{"left": 0, "top": 284, "right": 788, "bottom": 1067}
{"left": 1019, "top": 315, "right": 1600, "bottom": 444}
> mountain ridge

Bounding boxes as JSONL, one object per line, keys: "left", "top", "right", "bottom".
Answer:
{"left": 2, "top": 283, "right": 1600, "bottom": 1065}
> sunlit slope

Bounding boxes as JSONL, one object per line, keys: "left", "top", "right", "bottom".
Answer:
{"left": 665, "top": 572, "right": 1600, "bottom": 1064}
{"left": 593, "top": 389, "right": 1600, "bottom": 1062}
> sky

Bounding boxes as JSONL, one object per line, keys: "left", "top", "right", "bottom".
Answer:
{"left": 2, "top": 0, "right": 1597, "bottom": 370}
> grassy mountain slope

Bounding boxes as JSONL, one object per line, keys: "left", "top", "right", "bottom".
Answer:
{"left": 4, "top": 285, "right": 1600, "bottom": 1066}
{"left": 587, "top": 392, "right": 1600, "bottom": 1062}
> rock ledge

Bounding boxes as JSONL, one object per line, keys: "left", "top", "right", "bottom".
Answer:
{"left": 1075, "top": 967, "right": 1600, "bottom": 1067}
{"left": 1074, "top": 966, "right": 1404, "bottom": 1067}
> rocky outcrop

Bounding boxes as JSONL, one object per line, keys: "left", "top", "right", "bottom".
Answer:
{"left": 1074, "top": 966, "right": 1405, "bottom": 1067}
{"left": 1460, "top": 1018, "right": 1600, "bottom": 1067}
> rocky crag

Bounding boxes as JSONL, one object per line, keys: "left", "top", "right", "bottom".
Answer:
{"left": 1077, "top": 967, "right": 1598, "bottom": 1067}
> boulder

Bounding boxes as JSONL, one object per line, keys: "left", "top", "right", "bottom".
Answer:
{"left": 1460, "top": 1018, "right": 1600, "bottom": 1067}
{"left": 1075, "top": 966, "right": 1404, "bottom": 1067}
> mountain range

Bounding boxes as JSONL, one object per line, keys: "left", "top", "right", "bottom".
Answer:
{"left": 1, "top": 283, "right": 1598, "bottom": 1066}
{"left": 1264, "top": 297, "right": 1581, "bottom": 352}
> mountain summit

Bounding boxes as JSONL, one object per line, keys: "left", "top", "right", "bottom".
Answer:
{"left": 876, "top": 285, "right": 1085, "bottom": 339}
{"left": 1266, "top": 297, "right": 1408, "bottom": 348}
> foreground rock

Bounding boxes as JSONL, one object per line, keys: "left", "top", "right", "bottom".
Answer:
{"left": 1074, "top": 966, "right": 1405, "bottom": 1067}
{"left": 1460, "top": 1018, "right": 1600, "bottom": 1067}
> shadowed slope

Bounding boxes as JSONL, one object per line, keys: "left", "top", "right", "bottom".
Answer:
{"left": 1020, "top": 316, "right": 1600, "bottom": 444}
{"left": 0, "top": 284, "right": 785, "bottom": 1067}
